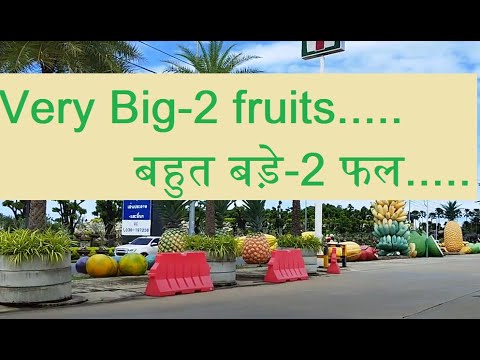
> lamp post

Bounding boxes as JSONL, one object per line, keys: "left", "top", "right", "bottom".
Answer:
{"left": 314, "top": 56, "right": 326, "bottom": 241}
{"left": 304, "top": 200, "right": 308, "bottom": 232}
{"left": 188, "top": 200, "right": 196, "bottom": 235}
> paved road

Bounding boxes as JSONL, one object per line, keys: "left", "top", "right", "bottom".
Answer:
{"left": 3, "top": 255, "right": 480, "bottom": 318}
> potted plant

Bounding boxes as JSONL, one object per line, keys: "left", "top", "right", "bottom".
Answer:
{"left": 0, "top": 228, "right": 74, "bottom": 304}
{"left": 277, "top": 234, "right": 322, "bottom": 275}
{"left": 184, "top": 234, "right": 237, "bottom": 286}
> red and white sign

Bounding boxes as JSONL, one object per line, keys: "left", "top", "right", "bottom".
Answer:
{"left": 305, "top": 41, "right": 337, "bottom": 52}
{"left": 301, "top": 41, "right": 345, "bottom": 60}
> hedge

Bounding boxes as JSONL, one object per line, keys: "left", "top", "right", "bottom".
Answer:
{"left": 70, "top": 247, "right": 116, "bottom": 260}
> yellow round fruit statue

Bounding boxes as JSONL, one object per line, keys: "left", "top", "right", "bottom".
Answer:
{"left": 86, "top": 254, "right": 117, "bottom": 278}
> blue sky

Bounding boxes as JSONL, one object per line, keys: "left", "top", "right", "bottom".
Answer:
{"left": 0, "top": 41, "right": 479, "bottom": 220}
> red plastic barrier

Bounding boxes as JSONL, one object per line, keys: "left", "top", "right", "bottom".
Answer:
{"left": 145, "top": 251, "right": 214, "bottom": 297}
{"left": 264, "top": 249, "right": 308, "bottom": 283}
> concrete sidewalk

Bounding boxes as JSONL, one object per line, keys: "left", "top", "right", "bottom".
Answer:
{"left": 0, "top": 262, "right": 333, "bottom": 313}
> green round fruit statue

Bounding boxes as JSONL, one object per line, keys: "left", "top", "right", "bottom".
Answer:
{"left": 146, "top": 254, "right": 156, "bottom": 270}
{"left": 118, "top": 253, "right": 148, "bottom": 276}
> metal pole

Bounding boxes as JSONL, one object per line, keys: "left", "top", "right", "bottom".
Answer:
{"left": 315, "top": 201, "right": 323, "bottom": 239}
{"left": 187, "top": 41, "right": 201, "bottom": 236}
{"left": 425, "top": 200, "right": 429, "bottom": 258}
{"left": 435, "top": 215, "right": 438, "bottom": 240}
{"left": 319, "top": 56, "right": 325, "bottom": 73}
{"left": 314, "top": 56, "right": 325, "bottom": 241}
{"left": 304, "top": 200, "right": 308, "bottom": 232}
{"left": 426, "top": 200, "right": 429, "bottom": 237}
{"left": 408, "top": 200, "right": 411, "bottom": 223}
{"left": 188, "top": 200, "right": 196, "bottom": 235}
{"left": 24, "top": 200, "right": 31, "bottom": 229}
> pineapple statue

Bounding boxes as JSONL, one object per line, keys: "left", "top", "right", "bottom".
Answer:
{"left": 241, "top": 200, "right": 271, "bottom": 264}
{"left": 157, "top": 200, "right": 189, "bottom": 253}
{"left": 443, "top": 221, "right": 463, "bottom": 252}
{"left": 371, "top": 200, "right": 411, "bottom": 256}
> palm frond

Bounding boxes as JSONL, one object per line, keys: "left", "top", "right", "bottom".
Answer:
{"left": 162, "top": 61, "right": 196, "bottom": 73}
{"left": 0, "top": 41, "right": 144, "bottom": 74}
{"left": 161, "top": 41, "right": 262, "bottom": 74}
{"left": 232, "top": 67, "right": 264, "bottom": 74}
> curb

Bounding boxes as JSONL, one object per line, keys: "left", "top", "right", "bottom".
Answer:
{"left": 0, "top": 270, "right": 330, "bottom": 313}
{"left": 0, "top": 295, "right": 88, "bottom": 311}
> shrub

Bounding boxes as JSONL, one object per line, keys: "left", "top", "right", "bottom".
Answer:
{"left": 277, "top": 234, "right": 322, "bottom": 252}
{"left": 0, "top": 228, "right": 74, "bottom": 265}
{"left": 70, "top": 247, "right": 115, "bottom": 260}
{"left": 184, "top": 234, "right": 237, "bottom": 260}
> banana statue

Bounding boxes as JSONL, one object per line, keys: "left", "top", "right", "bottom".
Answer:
{"left": 371, "top": 200, "right": 411, "bottom": 256}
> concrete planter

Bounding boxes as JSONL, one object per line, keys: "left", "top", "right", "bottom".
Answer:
{"left": 206, "top": 254, "right": 236, "bottom": 286}
{"left": 0, "top": 253, "right": 72, "bottom": 304}
{"left": 301, "top": 249, "right": 318, "bottom": 275}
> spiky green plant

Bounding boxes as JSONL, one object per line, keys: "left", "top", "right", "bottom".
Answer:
{"left": 184, "top": 234, "right": 237, "bottom": 260}
{"left": 277, "top": 234, "right": 322, "bottom": 252}
{"left": 441, "top": 201, "right": 463, "bottom": 221}
{"left": 243, "top": 200, "right": 266, "bottom": 233}
{"left": 159, "top": 200, "right": 189, "bottom": 229}
{"left": 0, "top": 228, "right": 74, "bottom": 265}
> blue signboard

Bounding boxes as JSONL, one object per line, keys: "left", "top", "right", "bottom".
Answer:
{"left": 122, "top": 200, "right": 152, "bottom": 235}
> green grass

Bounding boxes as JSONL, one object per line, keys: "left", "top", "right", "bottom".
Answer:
{"left": 277, "top": 234, "right": 322, "bottom": 252}
{"left": 0, "top": 228, "right": 74, "bottom": 265}
{"left": 184, "top": 234, "right": 237, "bottom": 260}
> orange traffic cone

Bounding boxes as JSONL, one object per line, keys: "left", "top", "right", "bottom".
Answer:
{"left": 327, "top": 247, "right": 341, "bottom": 274}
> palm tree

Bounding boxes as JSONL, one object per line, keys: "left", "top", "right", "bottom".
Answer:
{"left": 291, "top": 200, "right": 302, "bottom": 236}
{"left": 214, "top": 200, "right": 235, "bottom": 230}
{"left": 441, "top": 201, "right": 463, "bottom": 221}
{"left": 473, "top": 208, "right": 480, "bottom": 237}
{"left": 409, "top": 210, "right": 420, "bottom": 229}
{"left": 205, "top": 200, "right": 216, "bottom": 236}
{"left": 0, "top": 41, "right": 143, "bottom": 230}
{"left": 163, "top": 41, "right": 262, "bottom": 74}
{"left": 164, "top": 41, "right": 262, "bottom": 235}
{"left": 0, "top": 41, "right": 142, "bottom": 73}
{"left": 433, "top": 207, "right": 444, "bottom": 239}
{"left": 435, "top": 207, "right": 444, "bottom": 222}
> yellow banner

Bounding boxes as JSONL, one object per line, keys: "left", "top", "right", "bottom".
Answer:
{"left": 0, "top": 73, "right": 476, "bottom": 200}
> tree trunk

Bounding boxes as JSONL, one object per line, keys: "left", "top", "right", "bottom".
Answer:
{"left": 291, "top": 200, "right": 301, "bottom": 236}
{"left": 205, "top": 200, "right": 216, "bottom": 236}
{"left": 27, "top": 200, "right": 47, "bottom": 230}
{"left": 24, "top": 65, "right": 54, "bottom": 231}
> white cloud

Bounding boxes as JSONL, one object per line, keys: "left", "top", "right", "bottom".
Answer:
{"left": 238, "top": 41, "right": 480, "bottom": 75}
